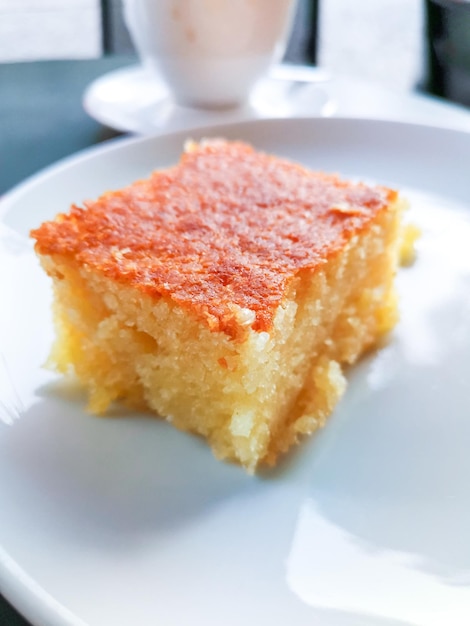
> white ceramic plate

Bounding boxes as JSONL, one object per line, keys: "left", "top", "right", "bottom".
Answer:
{"left": 1, "top": 118, "right": 470, "bottom": 626}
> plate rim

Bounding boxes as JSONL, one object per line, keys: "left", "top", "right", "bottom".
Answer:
{"left": 2, "top": 115, "right": 470, "bottom": 230}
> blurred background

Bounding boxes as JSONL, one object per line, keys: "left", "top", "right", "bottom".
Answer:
{"left": 0, "top": 0, "right": 424, "bottom": 93}
{"left": 1, "top": 0, "right": 470, "bottom": 198}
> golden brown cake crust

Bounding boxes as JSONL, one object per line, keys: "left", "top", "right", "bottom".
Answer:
{"left": 31, "top": 140, "right": 397, "bottom": 339}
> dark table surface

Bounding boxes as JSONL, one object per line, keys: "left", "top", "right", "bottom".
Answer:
{"left": 0, "top": 54, "right": 136, "bottom": 626}
{"left": 0, "top": 56, "right": 133, "bottom": 196}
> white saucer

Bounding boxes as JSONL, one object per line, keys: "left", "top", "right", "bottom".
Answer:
{"left": 83, "top": 63, "right": 332, "bottom": 134}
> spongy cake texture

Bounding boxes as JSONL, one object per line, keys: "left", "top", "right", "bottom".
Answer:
{"left": 31, "top": 140, "right": 404, "bottom": 472}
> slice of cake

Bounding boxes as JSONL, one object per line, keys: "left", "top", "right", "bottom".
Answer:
{"left": 31, "top": 140, "right": 404, "bottom": 472}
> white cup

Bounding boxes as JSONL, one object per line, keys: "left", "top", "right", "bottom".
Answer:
{"left": 123, "top": 0, "right": 297, "bottom": 109}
